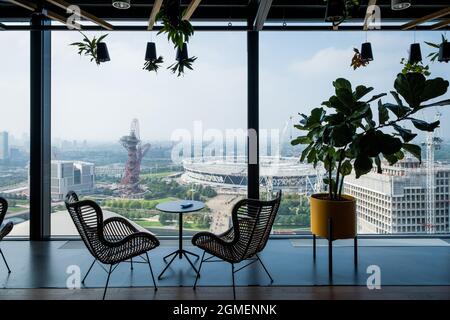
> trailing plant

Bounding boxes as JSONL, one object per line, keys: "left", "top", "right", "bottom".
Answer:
{"left": 425, "top": 34, "right": 448, "bottom": 63}
{"left": 400, "top": 58, "right": 430, "bottom": 77}
{"left": 291, "top": 73, "right": 450, "bottom": 200}
{"left": 350, "top": 47, "right": 369, "bottom": 70}
{"left": 70, "top": 32, "right": 108, "bottom": 66}
{"left": 156, "top": 0, "right": 194, "bottom": 50}
{"left": 325, "top": 0, "right": 360, "bottom": 26}
{"left": 168, "top": 56, "right": 197, "bottom": 77}
{"left": 143, "top": 56, "right": 164, "bottom": 73}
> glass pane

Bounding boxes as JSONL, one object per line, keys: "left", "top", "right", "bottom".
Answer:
{"left": 0, "top": 31, "right": 30, "bottom": 237}
{"left": 51, "top": 31, "right": 246, "bottom": 236}
{"left": 261, "top": 31, "right": 450, "bottom": 235}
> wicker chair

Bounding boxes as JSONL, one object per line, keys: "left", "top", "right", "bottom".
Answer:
{"left": 0, "top": 197, "right": 13, "bottom": 273}
{"left": 192, "top": 191, "right": 282, "bottom": 299}
{"left": 64, "top": 191, "right": 160, "bottom": 299}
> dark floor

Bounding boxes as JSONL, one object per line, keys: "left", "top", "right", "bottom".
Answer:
{"left": 0, "top": 239, "right": 449, "bottom": 289}
{"left": 1, "top": 286, "right": 449, "bottom": 300}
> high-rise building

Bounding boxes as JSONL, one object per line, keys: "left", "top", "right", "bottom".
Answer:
{"left": 0, "top": 131, "right": 9, "bottom": 160}
{"left": 344, "top": 158, "right": 450, "bottom": 234}
{"left": 51, "top": 160, "right": 95, "bottom": 200}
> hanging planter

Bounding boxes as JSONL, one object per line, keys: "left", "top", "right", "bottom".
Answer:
{"left": 360, "top": 42, "right": 373, "bottom": 61}
{"left": 408, "top": 43, "right": 422, "bottom": 64}
{"left": 324, "top": 0, "right": 360, "bottom": 27}
{"left": 425, "top": 34, "right": 449, "bottom": 63}
{"left": 168, "top": 43, "right": 197, "bottom": 77}
{"left": 156, "top": 0, "right": 194, "bottom": 50}
{"left": 97, "top": 42, "right": 111, "bottom": 63}
{"left": 439, "top": 42, "right": 450, "bottom": 63}
{"left": 70, "top": 32, "right": 110, "bottom": 65}
{"left": 143, "top": 42, "right": 164, "bottom": 73}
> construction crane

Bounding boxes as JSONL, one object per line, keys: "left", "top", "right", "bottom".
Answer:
{"left": 423, "top": 111, "right": 442, "bottom": 234}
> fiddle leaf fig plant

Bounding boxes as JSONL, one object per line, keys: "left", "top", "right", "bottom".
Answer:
{"left": 70, "top": 32, "right": 108, "bottom": 66}
{"left": 400, "top": 58, "right": 430, "bottom": 77}
{"left": 292, "top": 73, "right": 450, "bottom": 200}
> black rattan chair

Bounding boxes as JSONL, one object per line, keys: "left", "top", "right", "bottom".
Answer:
{"left": 0, "top": 197, "right": 13, "bottom": 273}
{"left": 192, "top": 191, "right": 282, "bottom": 299}
{"left": 64, "top": 191, "right": 160, "bottom": 299}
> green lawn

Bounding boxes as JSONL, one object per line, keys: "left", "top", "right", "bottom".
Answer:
{"left": 135, "top": 220, "right": 165, "bottom": 228}
{"left": 273, "top": 225, "right": 310, "bottom": 231}
{"left": 6, "top": 206, "right": 28, "bottom": 213}
{"left": 140, "top": 172, "right": 178, "bottom": 179}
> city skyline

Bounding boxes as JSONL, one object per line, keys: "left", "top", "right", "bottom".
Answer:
{"left": 1, "top": 31, "right": 449, "bottom": 142}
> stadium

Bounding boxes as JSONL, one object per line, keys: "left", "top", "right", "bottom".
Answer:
{"left": 181, "top": 156, "right": 321, "bottom": 193}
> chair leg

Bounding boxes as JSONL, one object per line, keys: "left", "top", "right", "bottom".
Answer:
{"left": 0, "top": 248, "right": 11, "bottom": 273}
{"left": 103, "top": 264, "right": 113, "bottom": 300}
{"left": 82, "top": 259, "right": 96, "bottom": 284}
{"left": 130, "top": 257, "right": 133, "bottom": 271}
{"left": 193, "top": 251, "right": 206, "bottom": 290}
{"left": 313, "top": 234, "right": 316, "bottom": 261}
{"left": 145, "top": 252, "right": 157, "bottom": 291}
{"left": 256, "top": 254, "right": 273, "bottom": 283}
{"left": 231, "top": 263, "right": 236, "bottom": 300}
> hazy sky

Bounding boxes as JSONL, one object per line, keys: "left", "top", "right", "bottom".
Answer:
{"left": 0, "top": 30, "right": 449, "bottom": 143}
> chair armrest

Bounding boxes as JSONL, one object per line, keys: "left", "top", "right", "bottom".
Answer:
{"left": 192, "top": 229, "right": 235, "bottom": 247}
{"left": 102, "top": 231, "right": 160, "bottom": 248}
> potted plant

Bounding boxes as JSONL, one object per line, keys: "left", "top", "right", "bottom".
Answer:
{"left": 291, "top": 73, "right": 449, "bottom": 239}
{"left": 70, "top": 32, "right": 109, "bottom": 65}
{"left": 156, "top": 0, "right": 194, "bottom": 50}
{"left": 425, "top": 34, "right": 450, "bottom": 63}
{"left": 168, "top": 42, "right": 197, "bottom": 77}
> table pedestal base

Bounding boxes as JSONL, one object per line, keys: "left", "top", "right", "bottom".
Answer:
{"left": 158, "top": 249, "right": 199, "bottom": 279}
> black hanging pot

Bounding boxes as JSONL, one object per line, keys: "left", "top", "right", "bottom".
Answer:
{"left": 97, "top": 42, "right": 110, "bottom": 63}
{"left": 408, "top": 43, "right": 422, "bottom": 64}
{"left": 438, "top": 42, "right": 450, "bottom": 63}
{"left": 145, "top": 42, "right": 157, "bottom": 61}
{"left": 325, "top": 0, "right": 345, "bottom": 24}
{"left": 176, "top": 43, "right": 188, "bottom": 61}
{"left": 360, "top": 42, "right": 373, "bottom": 61}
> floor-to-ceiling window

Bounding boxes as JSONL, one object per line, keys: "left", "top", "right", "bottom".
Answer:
{"left": 0, "top": 31, "right": 30, "bottom": 237}
{"left": 51, "top": 31, "right": 247, "bottom": 236}
{"left": 260, "top": 31, "right": 450, "bottom": 235}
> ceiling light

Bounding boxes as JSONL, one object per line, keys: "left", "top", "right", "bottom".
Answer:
{"left": 112, "top": 0, "right": 131, "bottom": 10}
{"left": 391, "top": 0, "right": 411, "bottom": 11}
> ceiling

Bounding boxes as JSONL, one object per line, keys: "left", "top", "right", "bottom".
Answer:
{"left": 0, "top": 0, "right": 449, "bottom": 29}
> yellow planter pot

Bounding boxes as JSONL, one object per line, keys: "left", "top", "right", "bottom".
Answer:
{"left": 310, "top": 193, "right": 356, "bottom": 240}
